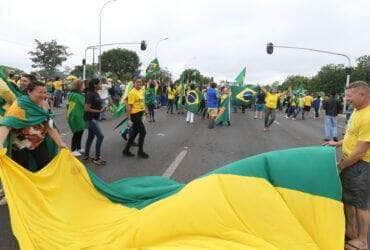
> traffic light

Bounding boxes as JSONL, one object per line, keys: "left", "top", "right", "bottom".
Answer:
{"left": 82, "top": 59, "right": 86, "bottom": 65}
{"left": 140, "top": 40, "right": 147, "bottom": 51}
{"left": 266, "top": 43, "right": 274, "bottom": 54}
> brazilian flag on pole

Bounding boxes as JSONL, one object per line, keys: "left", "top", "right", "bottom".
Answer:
{"left": 231, "top": 86, "right": 256, "bottom": 107}
{"left": 235, "top": 67, "right": 246, "bottom": 86}
{"left": 185, "top": 89, "right": 201, "bottom": 114}
{"left": 146, "top": 58, "right": 160, "bottom": 78}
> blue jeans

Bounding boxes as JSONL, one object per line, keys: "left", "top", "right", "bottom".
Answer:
{"left": 324, "top": 115, "right": 337, "bottom": 139}
{"left": 85, "top": 119, "right": 104, "bottom": 158}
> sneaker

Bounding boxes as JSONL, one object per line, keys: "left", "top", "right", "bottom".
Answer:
{"left": 122, "top": 149, "right": 135, "bottom": 157}
{"left": 82, "top": 155, "right": 91, "bottom": 161}
{"left": 333, "top": 137, "right": 338, "bottom": 142}
{"left": 0, "top": 197, "right": 7, "bottom": 206}
{"left": 72, "top": 151, "right": 82, "bottom": 157}
{"left": 78, "top": 149, "right": 85, "bottom": 154}
{"left": 323, "top": 138, "right": 331, "bottom": 142}
{"left": 137, "top": 151, "right": 149, "bottom": 159}
{"left": 93, "top": 157, "right": 106, "bottom": 165}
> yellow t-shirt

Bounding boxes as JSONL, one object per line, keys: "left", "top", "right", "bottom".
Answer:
{"left": 304, "top": 95, "right": 313, "bottom": 106}
{"left": 167, "top": 87, "right": 175, "bottom": 100}
{"left": 53, "top": 80, "right": 63, "bottom": 91}
{"left": 265, "top": 92, "right": 279, "bottom": 109}
{"left": 298, "top": 97, "right": 305, "bottom": 108}
{"left": 342, "top": 105, "right": 370, "bottom": 162}
{"left": 127, "top": 88, "right": 145, "bottom": 114}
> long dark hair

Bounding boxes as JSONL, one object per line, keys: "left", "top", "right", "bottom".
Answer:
{"left": 88, "top": 78, "right": 100, "bottom": 92}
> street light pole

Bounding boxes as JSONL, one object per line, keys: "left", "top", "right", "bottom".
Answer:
{"left": 155, "top": 37, "right": 169, "bottom": 59}
{"left": 83, "top": 41, "right": 146, "bottom": 80}
{"left": 99, "top": 0, "right": 117, "bottom": 77}
{"left": 267, "top": 43, "right": 352, "bottom": 114}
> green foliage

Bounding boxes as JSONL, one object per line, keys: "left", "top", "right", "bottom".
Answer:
{"left": 351, "top": 55, "right": 370, "bottom": 83}
{"left": 28, "top": 39, "right": 72, "bottom": 78}
{"left": 0, "top": 65, "right": 24, "bottom": 75}
{"left": 146, "top": 68, "right": 172, "bottom": 83}
{"left": 70, "top": 64, "right": 96, "bottom": 79}
{"left": 100, "top": 48, "right": 140, "bottom": 80}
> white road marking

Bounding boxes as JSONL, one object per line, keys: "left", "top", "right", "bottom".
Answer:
{"left": 162, "top": 150, "right": 188, "bottom": 178}
{"left": 157, "top": 133, "right": 165, "bottom": 136}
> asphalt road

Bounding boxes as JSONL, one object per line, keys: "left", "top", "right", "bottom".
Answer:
{"left": 1, "top": 105, "right": 368, "bottom": 249}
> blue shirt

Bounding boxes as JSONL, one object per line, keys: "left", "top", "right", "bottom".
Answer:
{"left": 207, "top": 88, "right": 219, "bottom": 108}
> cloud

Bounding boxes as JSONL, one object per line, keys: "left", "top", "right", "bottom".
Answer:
{"left": 1, "top": 0, "right": 369, "bottom": 84}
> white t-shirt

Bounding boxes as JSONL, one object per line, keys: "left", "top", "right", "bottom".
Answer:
{"left": 98, "top": 83, "right": 111, "bottom": 99}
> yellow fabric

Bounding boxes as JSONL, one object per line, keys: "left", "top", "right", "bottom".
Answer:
{"left": 0, "top": 78, "right": 16, "bottom": 111}
{"left": 298, "top": 97, "right": 305, "bottom": 108}
{"left": 343, "top": 105, "right": 370, "bottom": 162}
{"left": 127, "top": 88, "right": 145, "bottom": 114}
{"left": 53, "top": 80, "right": 63, "bottom": 91}
{"left": 167, "top": 87, "right": 174, "bottom": 100}
{"left": 0, "top": 149, "right": 344, "bottom": 250}
{"left": 265, "top": 92, "right": 279, "bottom": 109}
{"left": 304, "top": 95, "right": 313, "bottom": 106}
{"left": 4, "top": 99, "right": 25, "bottom": 119}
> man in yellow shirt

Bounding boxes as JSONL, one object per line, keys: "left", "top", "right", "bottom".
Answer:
{"left": 302, "top": 93, "right": 313, "bottom": 120}
{"left": 263, "top": 87, "right": 280, "bottom": 131}
{"left": 122, "top": 78, "right": 148, "bottom": 159}
{"left": 324, "top": 81, "right": 370, "bottom": 250}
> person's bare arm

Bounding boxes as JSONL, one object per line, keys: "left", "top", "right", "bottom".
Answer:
{"left": 0, "top": 126, "right": 10, "bottom": 148}
{"left": 46, "top": 124, "right": 67, "bottom": 148}
{"left": 338, "top": 141, "right": 370, "bottom": 170}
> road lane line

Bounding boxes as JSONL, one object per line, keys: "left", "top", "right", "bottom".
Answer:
{"left": 162, "top": 150, "right": 187, "bottom": 178}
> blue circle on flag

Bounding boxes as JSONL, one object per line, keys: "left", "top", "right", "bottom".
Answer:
{"left": 243, "top": 91, "right": 253, "bottom": 101}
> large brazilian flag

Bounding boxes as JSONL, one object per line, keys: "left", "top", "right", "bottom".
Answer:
{"left": 184, "top": 89, "right": 201, "bottom": 114}
{"left": 0, "top": 146, "right": 344, "bottom": 249}
{"left": 231, "top": 85, "right": 257, "bottom": 106}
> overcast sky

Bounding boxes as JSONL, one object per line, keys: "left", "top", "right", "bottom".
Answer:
{"left": 1, "top": 0, "right": 369, "bottom": 84}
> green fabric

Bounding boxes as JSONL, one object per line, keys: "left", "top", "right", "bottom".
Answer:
{"left": 89, "top": 146, "right": 340, "bottom": 209}
{"left": 235, "top": 67, "right": 246, "bottom": 86}
{"left": 210, "top": 146, "right": 341, "bottom": 201}
{"left": 215, "top": 94, "right": 230, "bottom": 124}
{"left": 145, "top": 88, "right": 156, "bottom": 106}
{"left": 67, "top": 91, "right": 86, "bottom": 133}
{"left": 146, "top": 58, "right": 160, "bottom": 78}
{"left": 0, "top": 66, "right": 23, "bottom": 97}
{"left": 177, "top": 82, "right": 185, "bottom": 109}
{"left": 87, "top": 169, "right": 184, "bottom": 209}
{"left": 113, "top": 103, "right": 126, "bottom": 118}
{"left": 231, "top": 86, "right": 256, "bottom": 106}
{"left": 0, "top": 95, "right": 58, "bottom": 171}
{"left": 184, "top": 90, "right": 200, "bottom": 114}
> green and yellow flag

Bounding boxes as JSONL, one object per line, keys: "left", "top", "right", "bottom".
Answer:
{"left": 146, "top": 58, "right": 160, "bottom": 78}
{"left": 235, "top": 67, "right": 246, "bottom": 86}
{"left": 0, "top": 146, "right": 344, "bottom": 249}
{"left": 231, "top": 86, "right": 256, "bottom": 106}
{"left": 184, "top": 89, "right": 201, "bottom": 114}
{"left": 215, "top": 93, "right": 230, "bottom": 125}
{"left": 67, "top": 91, "right": 86, "bottom": 133}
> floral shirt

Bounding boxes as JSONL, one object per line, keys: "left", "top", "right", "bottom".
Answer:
{"left": 13, "top": 122, "right": 48, "bottom": 150}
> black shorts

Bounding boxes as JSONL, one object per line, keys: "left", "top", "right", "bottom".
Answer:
{"left": 304, "top": 106, "right": 311, "bottom": 112}
{"left": 340, "top": 161, "right": 370, "bottom": 209}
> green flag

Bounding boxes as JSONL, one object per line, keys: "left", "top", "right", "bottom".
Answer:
{"left": 0, "top": 66, "right": 23, "bottom": 97}
{"left": 215, "top": 94, "right": 230, "bottom": 125}
{"left": 235, "top": 67, "right": 246, "bottom": 86}
{"left": 67, "top": 91, "right": 86, "bottom": 133}
{"left": 146, "top": 58, "right": 160, "bottom": 78}
{"left": 185, "top": 90, "right": 201, "bottom": 114}
{"left": 113, "top": 81, "right": 133, "bottom": 118}
{"left": 231, "top": 86, "right": 256, "bottom": 107}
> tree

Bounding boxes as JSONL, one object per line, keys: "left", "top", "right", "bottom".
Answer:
{"left": 312, "top": 64, "right": 346, "bottom": 94}
{"left": 352, "top": 55, "right": 370, "bottom": 83}
{"left": 70, "top": 65, "right": 96, "bottom": 79}
{"left": 178, "top": 69, "right": 202, "bottom": 83}
{"left": 100, "top": 48, "right": 141, "bottom": 80}
{"left": 281, "top": 75, "right": 311, "bottom": 92}
{"left": 28, "top": 39, "right": 72, "bottom": 78}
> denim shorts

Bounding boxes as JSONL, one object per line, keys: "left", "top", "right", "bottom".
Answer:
{"left": 256, "top": 104, "right": 265, "bottom": 111}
